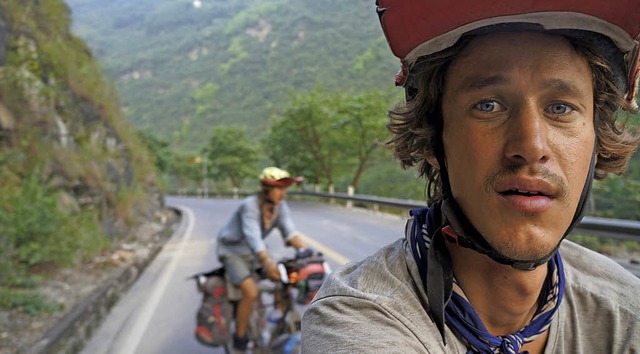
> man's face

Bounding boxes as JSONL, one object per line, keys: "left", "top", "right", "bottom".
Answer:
{"left": 267, "top": 186, "right": 286, "bottom": 205}
{"left": 440, "top": 31, "right": 595, "bottom": 261}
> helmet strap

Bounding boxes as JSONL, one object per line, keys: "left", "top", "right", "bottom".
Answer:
{"left": 260, "top": 186, "right": 277, "bottom": 205}
{"left": 435, "top": 130, "right": 597, "bottom": 270}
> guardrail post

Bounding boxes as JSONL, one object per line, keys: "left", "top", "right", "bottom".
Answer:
{"left": 202, "top": 158, "right": 209, "bottom": 198}
{"left": 346, "top": 185, "right": 354, "bottom": 209}
{"left": 232, "top": 187, "right": 239, "bottom": 199}
{"left": 329, "top": 184, "right": 335, "bottom": 204}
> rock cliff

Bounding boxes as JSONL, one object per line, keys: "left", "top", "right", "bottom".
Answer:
{"left": 0, "top": 1, "right": 170, "bottom": 351}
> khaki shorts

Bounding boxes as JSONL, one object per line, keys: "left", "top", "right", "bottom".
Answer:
{"left": 220, "top": 254, "right": 259, "bottom": 301}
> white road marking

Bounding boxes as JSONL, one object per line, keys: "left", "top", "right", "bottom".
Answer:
{"left": 117, "top": 206, "right": 196, "bottom": 354}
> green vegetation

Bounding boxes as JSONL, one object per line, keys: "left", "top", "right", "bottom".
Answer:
{"left": 0, "top": 0, "right": 160, "bottom": 314}
{"left": 0, "top": 286, "right": 64, "bottom": 316}
{"left": 0, "top": 173, "right": 106, "bottom": 272}
{"left": 0, "top": 0, "right": 636, "bottom": 317}
{"left": 568, "top": 233, "right": 640, "bottom": 258}
{"left": 65, "top": 0, "right": 639, "bottom": 220}
{"left": 66, "top": 0, "right": 398, "bottom": 150}
{"left": 204, "top": 125, "right": 259, "bottom": 188}
{"left": 264, "top": 87, "right": 398, "bottom": 188}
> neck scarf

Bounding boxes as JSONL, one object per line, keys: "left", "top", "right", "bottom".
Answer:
{"left": 407, "top": 206, "right": 565, "bottom": 354}
{"left": 258, "top": 193, "right": 277, "bottom": 230}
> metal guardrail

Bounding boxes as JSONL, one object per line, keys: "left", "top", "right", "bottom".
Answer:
{"left": 289, "top": 190, "right": 426, "bottom": 209}
{"left": 288, "top": 190, "right": 640, "bottom": 242}
{"left": 181, "top": 189, "right": 640, "bottom": 241}
{"left": 574, "top": 217, "right": 640, "bottom": 241}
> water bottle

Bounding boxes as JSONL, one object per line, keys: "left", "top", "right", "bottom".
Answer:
{"left": 283, "top": 332, "right": 301, "bottom": 354}
{"left": 261, "top": 308, "right": 283, "bottom": 344}
{"left": 196, "top": 274, "right": 207, "bottom": 292}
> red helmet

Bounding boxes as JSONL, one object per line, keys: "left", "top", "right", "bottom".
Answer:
{"left": 376, "top": 0, "right": 640, "bottom": 106}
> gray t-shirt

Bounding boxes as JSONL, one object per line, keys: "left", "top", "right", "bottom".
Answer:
{"left": 216, "top": 195, "right": 297, "bottom": 256}
{"left": 301, "top": 239, "right": 640, "bottom": 353}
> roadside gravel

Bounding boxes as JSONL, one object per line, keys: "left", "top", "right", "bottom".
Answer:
{"left": 0, "top": 208, "right": 179, "bottom": 354}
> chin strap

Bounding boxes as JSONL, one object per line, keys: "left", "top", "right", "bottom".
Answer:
{"left": 410, "top": 124, "right": 598, "bottom": 346}
{"left": 434, "top": 137, "right": 597, "bottom": 270}
{"left": 407, "top": 206, "right": 453, "bottom": 345}
{"left": 440, "top": 199, "right": 556, "bottom": 270}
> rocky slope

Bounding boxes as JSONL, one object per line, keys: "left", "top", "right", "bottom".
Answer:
{"left": 0, "top": 1, "right": 170, "bottom": 351}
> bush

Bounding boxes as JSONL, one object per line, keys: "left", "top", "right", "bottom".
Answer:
{"left": 1, "top": 174, "right": 67, "bottom": 270}
{"left": 0, "top": 285, "right": 63, "bottom": 315}
{"left": 0, "top": 172, "right": 109, "bottom": 288}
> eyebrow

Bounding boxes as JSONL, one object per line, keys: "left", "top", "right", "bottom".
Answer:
{"left": 459, "top": 76, "right": 588, "bottom": 97}
{"left": 461, "top": 75, "right": 508, "bottom": 92}
{"left": 543, "top": 78, "right": 587, "bottom": 97}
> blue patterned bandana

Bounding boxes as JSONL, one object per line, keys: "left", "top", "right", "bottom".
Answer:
{"left": 407, "top": 206, "right": 566, "bottom": 354}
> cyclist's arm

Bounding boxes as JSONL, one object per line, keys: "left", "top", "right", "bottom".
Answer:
{"left": 275, "top": 201, "right": 303, "bottom": 247}
{"left": 286, "top": 234, "right": 305, "bottom": 249}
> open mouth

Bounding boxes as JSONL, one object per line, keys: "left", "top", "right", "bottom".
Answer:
{"left": 499, "top": 189, "right": 548, "bottom": 197}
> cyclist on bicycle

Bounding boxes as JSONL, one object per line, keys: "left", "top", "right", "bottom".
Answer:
{"left": 217, "top": 167, "right": 307, "bottom": 352}
{"left": 302, "top": 1, "right": 640, "bottom": 353}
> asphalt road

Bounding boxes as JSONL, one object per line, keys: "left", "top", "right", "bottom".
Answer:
{"left": 81, "top": 196, "right": 639, "bottom": 354}
{"left": 80, "top": 196, "right": 407, "bottom": 354}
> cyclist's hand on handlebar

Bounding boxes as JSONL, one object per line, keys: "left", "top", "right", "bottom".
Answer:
{"left": 265, "top": 262, "right": 281, "bottom": 282}
{"left": 295, "top": 247, "right": 314, "bottom": 259}
{"left": 287, "top": 234, "right": 306, "bottom": 249}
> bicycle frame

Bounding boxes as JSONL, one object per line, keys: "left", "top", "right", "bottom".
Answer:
{"left": 257, "top": 253, "right": 330, "bottom": 353}
{"left": 255, "top": 269, "right": 298, "bottom": 350}
{"left": 199, "top": 249, "right": 328, "bottom": 353}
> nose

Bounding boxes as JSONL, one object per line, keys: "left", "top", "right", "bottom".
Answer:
{"left": 273, "top": 188, "right": 286, "bottom": 204}
{"left": 503, "top": 105, "right": 551, "bottom": 165}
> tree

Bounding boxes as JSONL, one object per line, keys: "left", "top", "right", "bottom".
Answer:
{"left": 137, "top": 131, "right": 171, "bottom": 173}
{"left": 165, "top": 152, "right": 202, "bottom": 192}
{"left": 204, "top": 126, "right": 258, "bottom": 188}
{"left": 265, "top": 87, "right": 396, "bottom": 190}
{"left": 590, "top": 111, "right": 640, "bottom": 220}
{"left": 264, "top": 87, "right": 345, "bottom": 187}
{"left": 335, "top": 90, "right": 395, "bottom": 188}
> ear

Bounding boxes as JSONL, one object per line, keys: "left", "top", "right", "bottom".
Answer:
{"left": 426, "top": 154, "right": 440, "bottom": 170}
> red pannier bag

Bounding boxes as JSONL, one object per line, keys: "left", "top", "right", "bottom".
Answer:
{"left": 192, "top": 267, "right": 233, "bottom": 347}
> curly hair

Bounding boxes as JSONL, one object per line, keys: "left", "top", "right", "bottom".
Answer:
{"left": 387, "top": 31, "right": 640, "bottom": 204}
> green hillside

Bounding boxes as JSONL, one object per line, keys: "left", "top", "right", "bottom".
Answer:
{"left": 65, "top": 0, "right": 640, "bottom": 219}
{"left": 0, "top": 0, "right": 168, "bottom": 329}
{"left": 66, "top": 0, "right": 398, "bottom": 150}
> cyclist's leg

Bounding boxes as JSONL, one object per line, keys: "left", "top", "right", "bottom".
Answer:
{"left": 236, "top": 277, "right": 259, "bottom": 337}
{"left": 221, "top": 254, "right": 258, "bottom": 351}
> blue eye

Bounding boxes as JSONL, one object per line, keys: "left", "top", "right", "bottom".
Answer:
{"left": 475, "top": 100, "right": 500, "bottom": 112}
{"left": 549, "top": 103, "right": 572, "bottom": 115}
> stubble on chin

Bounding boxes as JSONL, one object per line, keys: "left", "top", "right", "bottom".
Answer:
{"left": 488, "top": 228, "right": 560, "bottom": 262}
{"left": 479, "top": 165, "right": 569, "bottom": 260}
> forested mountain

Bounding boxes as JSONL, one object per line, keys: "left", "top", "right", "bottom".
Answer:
{"left": 65, "top": 0, "right": 640, "bottom": 219}
{"left": 66, "top": 0, "right": 398, "bottom": 150}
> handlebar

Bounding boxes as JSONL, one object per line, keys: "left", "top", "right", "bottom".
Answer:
{"left": 272, "top": 248, "right": 331, "bottom": 286}
{"left": 277, "top": 263, "right": 289, "bottom": 284}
